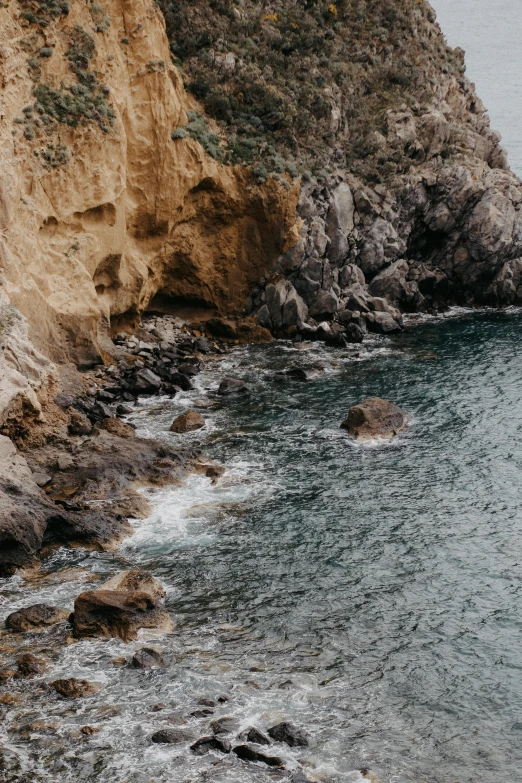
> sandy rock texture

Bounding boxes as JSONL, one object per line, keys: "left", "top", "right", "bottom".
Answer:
{"left": 0, "top": 0, "right": 299, "bottom": 368}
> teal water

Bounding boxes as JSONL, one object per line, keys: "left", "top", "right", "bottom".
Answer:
{"left": 3, "top": 311, "right": 522, "bottom": 782}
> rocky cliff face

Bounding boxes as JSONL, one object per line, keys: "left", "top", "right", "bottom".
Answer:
{"left": 0, "top": 0, "right": 299, "bottom": 369}
{"left": 162, "top": 0, "right": 522, "bottom": 338}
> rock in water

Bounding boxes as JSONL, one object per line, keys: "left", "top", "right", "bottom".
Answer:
{"left": 237, "top": 726, "right": 271, "bottom": 745}
{"left": 190, "top": 736, "right": 231, "bottom": 755}
{"left": 267, "top": 722, "right": 309, "bottom": 747}
{"left": 72, "top": 569, "right": 173, "bottom": 642}
{"left": 170, "top": 409, "right": 205, "bottom": 433}
{"left": 151, "top": 728, "right": 194, "bottom": 744}
{"left": 232, "top": 744, "right": 285, "bottom": 767}
{"left": 16, "top": 653, "right": 46, "bottom": 677}
{"left": 51, "top": 678, "right": 101, "bottom": 698}
{"left": 5, "top": 604, "right": 69, "bottom": 632}
{"left": 341, "top": 397, "right": 408, "bottom": 441}
{"left": 217, "top": 378, "right": 250, "bottom": 396}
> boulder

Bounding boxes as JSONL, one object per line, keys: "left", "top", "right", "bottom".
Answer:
{"left": 344, "top": 323, "right": 365, "bottom": 343}
{"left": 151, "top": 728, "right": 194, "bottom": 744}
{"left": 266, "top": 280, "right": 308, "bottom": 330}
{"left": 267, "top": 722, "right": 309, "bottom": 747}
{"left": 368, "top": 260, "right": 409, "bottom": 304}
{"left": 100, "top": 418, "right": 136, "bottom": 438}
{"left": 190, "top": 736, "right": 231, "bottom": 755}
{"left": 365, "top": 311, "right": 402, "bottom": 334}
{"left": 309, "top": 289, "right": 339, "bottom": 320}
{"left": 341, "top": 397, "right": 408, "bottom": 441}
{"left": 131, "top": 647, "right": 165, "bottom": 669}
{"left": 168, "top": 371, "right": 193, "bottom": 391}
{"left": 232, "top": 744, "right": 285, "bottom": 767}
{"left": 170, "top": 409, "right": 205, "bottom": 433}
{"left": 68, "top": 411, "right": 92, "bottom": 436}
{"left": 5, "top": 604, "right": 69, "bottom": 632}
{"left": 72, "top": 569, "right": 173, "bottom": 642}
{"left": 326, "top": 182, "right": 355, "bottom": 263}
{"left": 237, "top": 727, "right": 271, "bottom": 745}
{"left": 217, "top": 378, "right": 250, "bottom": 396}
{"left": 51, "top": 678, "right": 101, "bottom": 698}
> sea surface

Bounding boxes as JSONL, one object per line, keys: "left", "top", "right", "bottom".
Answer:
{"left": 3, "top": 312, "right": 522, "bottom": 782}
{"left": 434, "top": 0, "right": 522, "bottom": 176}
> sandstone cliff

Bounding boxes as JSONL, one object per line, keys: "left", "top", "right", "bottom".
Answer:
{"left": 0, "top": 0, "right": 299, "bottom": 370}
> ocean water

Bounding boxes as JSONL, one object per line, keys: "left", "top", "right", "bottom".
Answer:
{"left": 434, "top": 0, "right": 522, "bottom": 176}
{"left": 3, "top": 312, "right": 522, "bottom": 782}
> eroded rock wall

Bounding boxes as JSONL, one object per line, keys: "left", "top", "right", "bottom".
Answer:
{"left": 0, "top": 0, "right": 299, "bottom": 368}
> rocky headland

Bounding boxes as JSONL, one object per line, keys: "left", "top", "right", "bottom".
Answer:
{"left": 0, "top": 0, "right": 521, "bottom": 779}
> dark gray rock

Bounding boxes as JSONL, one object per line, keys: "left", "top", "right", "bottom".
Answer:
{"left": 151, "top": 728, "right": 193, "bottom": 744}
{"left": 232, "top": 744, "right": 285, "bottom": 767}
{"left": 131, "top": 647, "right": 165, "bottom": 669}
{"left": 309, "top": 289, "right": 339, "bottom": 320}
{"left": 190, "top": 736, "right": 231, "bottom": 755}
{"left": 54, "top": 393, "right": 74, "bottom": 408}
{"left": 210, "top": 716, "right": 240, "bottom": 735}
{"left": 238, "top": 727, "right": 271, "bottom": 745}
{"left": 218, "top": 378, "right": 250, "bottom": 396}
{"left": 366, "top": 311, "right": 402, "bottom": 333}
{"left": 267, "top": 722, "right": 309, "bottom": 747}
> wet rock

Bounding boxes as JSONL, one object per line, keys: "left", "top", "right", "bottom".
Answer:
{"left": 168, "top": 371, "right": 193, "bottom": 391}
{"left": 292, "top": 772, "right": 313, "bottom": 783}
{"left": 73, "top": 569, "right": 173, "bottom": 642}
{"left": 365, "top": 311, "right": 402, "bottom": 334}
{"left": 309, "top": 289, "right": 339, "bottom": 321}
{"left": 267, "top": 722, "right": 309, "bottom": 747}
{"left": 217, "top": 378, "right": 250, "bottom": 396}
{"left": 198, "top": 698, "right": 217, "bottom": 707}
{"left": 132, "top": 369, "right": 163, "bottom": 394}
{"left": 196, "top": 337, "right": 211, "bottom": 353}
{"left": 151, "top": 728, "right": 194, "bottom": 744}
{"left": 51, "top": 678, "right": 101, "bottom": 698}
{"left": 238, "top": 727, "right": 271, "bottom": 745}
{"left": 100, "top": 418, "right": 136, "bottom": 438}
{"left": 131, "top": 647, "right": 165, "bottom": 669}
{"left": 232, "top": 744, "right": 285, "bottom": 767}
{"left": 275, "top": 367, "right": 310, "bottom": 383}
{"left": 16, "top": 653, "right": 46, "bottom": 677}
{"left": 190, "top": 735, "right": 231, "bottom": 755}
{"left": 344, "top": 323, "right": 365, "bottom": 343}
{"left": 341, "top": 397, "right": 408, "bottom": 441}
{"left": 80, "top": 725, "right": 101, "bottom": 736}
{"left": 191, "top": 708, "right": 214, "bottom": 718}
{"left": 5, "top": 604, "right": 69, "bottom": 632}
{"left": 210, "top": 716, "right": 240, "bottom": 735}
{"left": 170, "top": 409, "right": 205, "bottom": 433}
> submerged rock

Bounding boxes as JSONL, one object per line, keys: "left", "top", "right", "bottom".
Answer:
{"left": 232, "top": 744, "right": 285, "bottom": 767}
{"left": 131, "top": 647, "right": 165, "bottom": 669}
{"left": 341, "top": 397, "right": 408, "bottom": 441}
{"left": 16, "top": 653, "right": 46, "bottom": 678}
{"left": 267, "top": 722, "right": 309, "bottom": 747}
{"left": 210, "top": 716, "right": 240, "bottom": 735}
{"left": 170, "top": 409, "right": 205, "bottom": 433}
{"left": 5, "top": 604, "right": 69, "bottom": 632}
{"left": 51, "top": 678, "right": 101, "bottom": 698}
{"left": 72, "top": 569, "right": 173, "bottom": 642}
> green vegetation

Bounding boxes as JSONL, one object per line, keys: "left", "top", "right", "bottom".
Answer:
{"left": 159, "top": 0, "right": 466, "bottom": 180}
{"left": 19, "top": 0, "right": 69, "bottom": 27}
{"left": 34, "top": 141, "right": 69, "bottom": 168}
{"left": 16, "top": 25, "right": 116, "bottom": 140}
{"left": 89, "top": 2, "right": 110, "bottom": 33}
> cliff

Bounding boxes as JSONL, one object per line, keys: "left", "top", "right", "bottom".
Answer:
{"left": 0, "top": 0, "right": 299, "bottom": 372}
{"left": 1, "top": 0, "right": 522, "bottom": 408}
